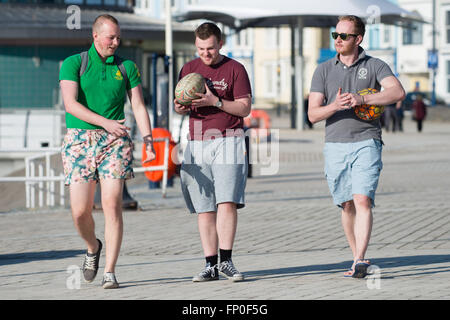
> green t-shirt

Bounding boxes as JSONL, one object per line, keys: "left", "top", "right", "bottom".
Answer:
{"left": 59, "top": 43, "right": 142, "bottom": 129}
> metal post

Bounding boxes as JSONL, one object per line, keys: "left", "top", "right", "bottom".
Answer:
{"left": 60, "top": 176, "right": 65, "bottom": 206}
{"left": 295, "top": 17, "right": 305, "bottom": 131}
{"left": 24, "top": 110, "right": 31, "bottom": 148}
{"left": 46, "top": 152, "right": 51, "bottom": 206}
{"left": 25, "top": 157, "right": 30, "bottom": 208}
{"left": 431, "top": 0, "right": 436, "bottom": 106}
{"left": 161, "top": 137, "right": 170, "bottom": 198}
{"left": 152, "top": 53, "right": 159, "bottom": 128}
{"left": 290, "top": 22, "right": 296, "bottom": 129}
{"left": 276, "top": 26, "right": 281, "bottom": 117}
{"left": 50, "top": 168, "right": 55, "bottom": 206}
{"left": 38, "top": 163, "right": 44, "bottom": 207}
{"left": 30, "top": 161, "right": 35, "bottom": 208}
{"left": 165, "top": 0, "right": 174, "bottom": 131}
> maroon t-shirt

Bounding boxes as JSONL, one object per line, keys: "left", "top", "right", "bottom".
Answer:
{"left": 179, "top": 56, "right": 252, "bottom": 140}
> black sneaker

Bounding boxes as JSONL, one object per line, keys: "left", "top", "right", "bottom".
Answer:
{"left": 82, "top": 239, "right": 102, "bottom": 283}
{"left": 192, "top": 263, "right": 219, "bottom": 282}
{"left": 219, "top": 260, "right": 244, "bottom": 282}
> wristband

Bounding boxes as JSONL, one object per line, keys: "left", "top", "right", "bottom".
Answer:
{"left": 143, "top": 134, "right": 153, "bottom": 143}
{"left": 361, "top": 95, "right": 365, "bottom": 105}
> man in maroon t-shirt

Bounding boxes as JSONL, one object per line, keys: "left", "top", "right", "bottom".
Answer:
{"left": 174, "top": 22, "right": 252, "bottom": 282}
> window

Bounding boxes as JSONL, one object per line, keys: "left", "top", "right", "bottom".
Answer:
{"left": 369, "top": 26, "right": 380, "bottom": 49}
{"left": 136, "top": 0, "right": 150, "bottom": 8}
{"left": 263, "top": 62, "right": 276, "bottom": 97}
{"left": 446, "top": 11, "right": 450, "bottom": 43}
{"left": 263, "top": 60, "right": 285, "bottom": 98}
{"left": 235, "top": 29, "right": 249, "bottom": 48}
{"left": 403, "top": 21, "right": 423, "bottom": 45}
{"left": 0, "top": 0, "right": 132, "bottom": 6}
{"left": 265, "top": 28, "right": 279, "bottom": 49}
{"left": 384, "top": 25, "right": 390, "bottom": 43}
{"left": 447, "top": 60, "right": 450, "bottom": 93}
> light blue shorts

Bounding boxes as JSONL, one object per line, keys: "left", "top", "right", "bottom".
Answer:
{"left": 323, "top": 139, "right": 383, "bottom": 208}
{"left": 180, "top": 136, "right": 248, "bottom": 214}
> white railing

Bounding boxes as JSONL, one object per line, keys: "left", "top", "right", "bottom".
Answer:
{"left": 0, "top": 137, "right": 171, "bottom": 210}
{"left": 133, "top": 137, "right": 171, "bottom": 198}
{"left": 0, "top": 148, "right": 64, "bottom": 209}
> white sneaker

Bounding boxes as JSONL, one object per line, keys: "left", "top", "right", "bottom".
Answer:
{"left": 218, "top": 260, "right": 244, "bottom": 282}
{"left": 102, "top": 272, "right": 119, "bottom": 289}
{"left": 192, "top": 263, "right": 219, "bottom": 282}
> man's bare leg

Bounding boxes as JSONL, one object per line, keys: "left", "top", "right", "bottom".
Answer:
{"left": 100, "top": 178, "right": 124, "bottom": 274}
{"left": 216, "top": 202, "right": 237, "bottom": 251}
{"left": 197, "top": 211, "right": 218, "bottom": 257}
{"left": 341, "top": 200, "right": 357, "bottom": 260}
{"left": 341, "top": 196, "right": 372, "bottom": 276}
{"left": 70, "top": 181, "right": 99, "bottom": 254}
{"left": 353, "top": 194, "right": 373, "bottom": 262}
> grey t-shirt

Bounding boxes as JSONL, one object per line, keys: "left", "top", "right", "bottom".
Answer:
{"left": 310, "top": 47, "right": 394, "bottom": 143}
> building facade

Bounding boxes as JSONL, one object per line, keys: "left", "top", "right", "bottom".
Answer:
{"left": 437, "top": 0, "right": 450, "bottom": 104}
{"left": 0, "top": 0, "right": 195, "bottom": 149}
{"left": 396, "top": 0, "right": 433, "bottom": 94}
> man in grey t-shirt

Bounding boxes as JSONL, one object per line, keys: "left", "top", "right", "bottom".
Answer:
{"left": 308, "top": 15, "right": 405, "bottom": 278}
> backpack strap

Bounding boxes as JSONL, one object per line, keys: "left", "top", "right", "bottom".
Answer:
{"left": 79, "top": 51, "right": 89, "bottom": 77}
{"left": 79, "top": 51, "right": 129, "bottom": 88}
{"left": 115, "top": 56, "right": 129, "bottom": 89}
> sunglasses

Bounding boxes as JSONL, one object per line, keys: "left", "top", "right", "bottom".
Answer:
{"left": 331, "top": 32, "right": 358, "bottom": 41}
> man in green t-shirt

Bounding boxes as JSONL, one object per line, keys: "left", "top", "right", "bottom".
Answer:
{"left": 59, "top": 14, "right": 155, "bottom": 289}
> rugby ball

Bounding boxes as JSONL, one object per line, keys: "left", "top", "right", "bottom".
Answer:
{"left": 175, "top": 73, "right": 206, "bottom": 106}
{"left": 354, "top": 88, "right": 385, "bottom": 121}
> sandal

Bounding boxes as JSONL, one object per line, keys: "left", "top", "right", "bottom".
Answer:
{"left": 352, "top": 259, "right": 370, "bottom": 278}
{"left": 343, "top": 268, "right": 354, "bottom": 277}
{"left": 344, "top": 259, "right": 371, "bottom": 278}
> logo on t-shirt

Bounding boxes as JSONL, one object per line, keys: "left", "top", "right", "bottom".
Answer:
{"left": 114, "top": 69, "right": 123, "bottom": 80}
{"left": 212, "top": 78, "right": 228, "bottom": 91}
{"left": 358, "top": 68, "right": 368, "bottom": 80}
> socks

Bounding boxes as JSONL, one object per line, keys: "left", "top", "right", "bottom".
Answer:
{"left": 219, "top": 249, "right": 232, "bottom": 263}
{"left": 205, "top": 255, "right": 218, "bottom": 267}
{"left": 205, "top": 249, "right": 233, "bottom": 266}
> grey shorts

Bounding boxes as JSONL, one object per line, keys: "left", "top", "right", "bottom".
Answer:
{"left": 180, "top": 136, "right": 248, "bottom": 214}
{"left": 324, "top": 139, "right": 383, "bottom": 208}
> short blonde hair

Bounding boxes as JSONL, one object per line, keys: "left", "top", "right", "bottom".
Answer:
{"left": 338, "top": 15, "right": 365, "bottom": 37}
{"left": 93, "top": 14, "right": 119, "bottom": 33}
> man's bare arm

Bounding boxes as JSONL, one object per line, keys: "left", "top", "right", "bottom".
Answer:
{"left": 60, "top": 79, "right": 129, "bottom": 136}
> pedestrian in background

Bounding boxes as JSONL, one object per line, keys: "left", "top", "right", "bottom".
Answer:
{"left": 383, "top": 102, "right": 398, "bottom": 132}
{"left": 412, "top": 94, "right": 427, "bottom": 132}
{"left": 396, "top": 100, "right": 404, "bottom": 132}
{"left": 304, "top": 95, "right": 314, "bottom": 129}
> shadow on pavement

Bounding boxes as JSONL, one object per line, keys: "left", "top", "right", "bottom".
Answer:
{"left": 120, "top": 276, "right": 194, "bottom": 288}
{"left": 372, "top": 254, "right": 450, "bottom": 279}
{"left": 0, "top": 250, "right": 85, "bottom": 266}
{"left": 243, "top": 254, "right": 450, "bottom": 281}
{"left": 250, "top": 172, "right": 323, "bottom": 180}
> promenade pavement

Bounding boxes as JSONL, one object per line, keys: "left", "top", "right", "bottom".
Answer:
{"left": 0, "top": 114, "right": 449, "bottom": 301}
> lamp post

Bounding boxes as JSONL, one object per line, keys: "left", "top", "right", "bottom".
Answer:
{"left": 431, "top": 0, "right": 436, "bottom": 106}
{"left": 165, "top": 0, "right": 174, "bottom": 130}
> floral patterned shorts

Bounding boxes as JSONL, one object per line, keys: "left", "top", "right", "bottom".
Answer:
{"left": 61, "top": 129, "right": 134, "bottom": 185}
